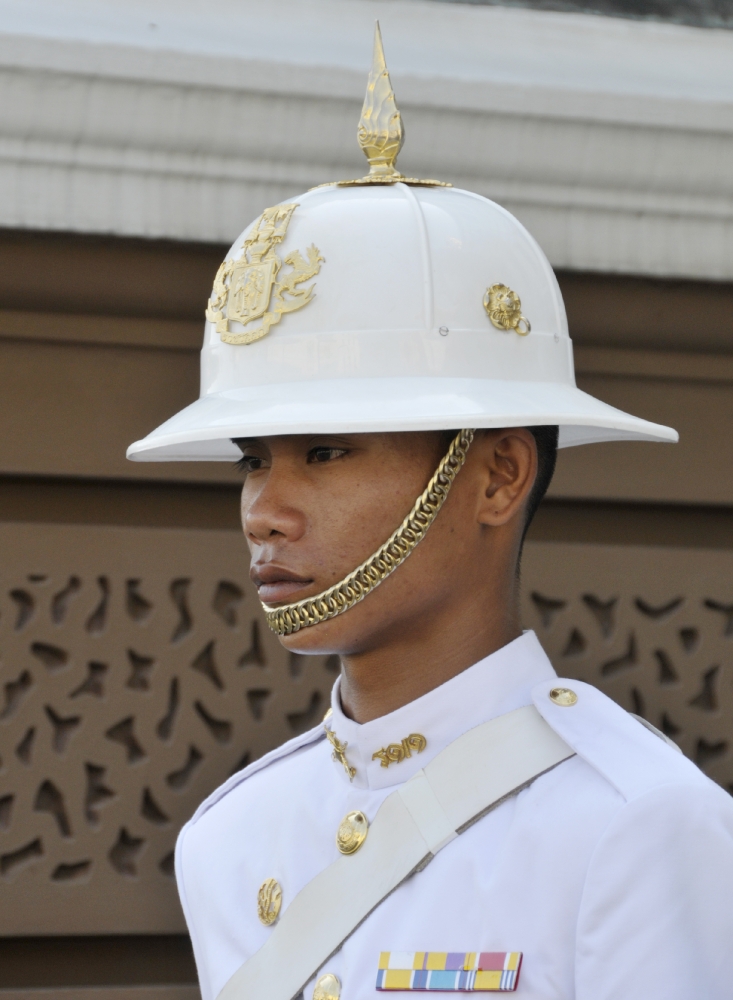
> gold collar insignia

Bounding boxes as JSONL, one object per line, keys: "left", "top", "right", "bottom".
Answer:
{"left": 372, "top": 733, "right": 427, "bottom": 768}
{"left": 325, "top": 727, "right": 357, "bottom": 781}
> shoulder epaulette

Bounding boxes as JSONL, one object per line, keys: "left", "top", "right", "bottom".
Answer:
{"left": 532, "top": 678, "right": 710, "bottom": 803}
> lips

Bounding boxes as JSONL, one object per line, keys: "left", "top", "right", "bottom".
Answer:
{"left": 251, "top": 564, "right": 314, "bottom": 605}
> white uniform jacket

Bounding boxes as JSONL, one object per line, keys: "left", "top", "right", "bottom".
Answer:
{"left": 175, "top": 632, "right": 733, "bottom": 1000}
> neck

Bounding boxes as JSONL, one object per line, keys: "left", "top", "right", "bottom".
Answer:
{"left": 338, "top": 573, "right": 522, "bottom": 724}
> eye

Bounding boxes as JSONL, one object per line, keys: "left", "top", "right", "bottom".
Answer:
{"left": 307, "top": 446, "right": 347, "bottom": 464}
{"left": 235, "top": 454, "right": 267, "bottom": 474}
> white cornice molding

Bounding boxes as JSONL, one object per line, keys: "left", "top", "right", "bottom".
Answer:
{"left": 0, "top": 0, "right": 732, "bottom": 279}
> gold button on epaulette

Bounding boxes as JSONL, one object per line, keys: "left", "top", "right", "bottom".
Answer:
{"left": 257, "top": 877, "right": 282, "bottom": 925}
{"left": 336, "top": 810, "right": 368, "bottom": 855}
{"left": 549, "top": 687, "right": 578, "bottom": 707}
{"left": 313, "top": 972, "right": 341, "bottom": 1000}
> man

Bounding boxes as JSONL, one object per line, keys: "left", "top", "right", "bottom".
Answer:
{"left": 128, "top": 26, "right": 733, "bottom": 1000}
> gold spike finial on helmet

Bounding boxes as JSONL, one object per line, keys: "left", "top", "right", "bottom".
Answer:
{"left": 311, "top": 24, "right": 451, "bottom": 189}
{"left": 358, "top": 22, "right": 404, "bottom": 180}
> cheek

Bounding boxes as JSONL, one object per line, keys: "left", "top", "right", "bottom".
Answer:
{"left": 383, "top": 482, "right": 479, "bottom": 592}
{"left": 239, "top": 487, "right": 253, "bottom": 535}
{"left": 295, "top": 477, "right": 429, "bottom": 592}
{"left": 270, "top": 488, "right": 477, "bottom": 655}
{"left": 323, "top": 475, "right": 423, "bottom": 564}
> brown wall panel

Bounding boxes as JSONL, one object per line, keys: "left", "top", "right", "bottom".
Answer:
{"left": 0, "top": 478, "right": 243, "bottom": 531}
{"left": 529, "top": 500, "right": 733, "bottom": 550}
{"left": 2, "top": 334, "right": 732, "bottom": 502}
{"left": 0, "top": 228, "right": 731, "bottom": 503}
{"left": 0, "top": 230, "right": 224, "bottom": 321}
{"left": 560, "top": 271, "right": 733, "bottom": 354}
{"left": 3, "top": 477, "right": 733, "bottom": 551}
{"left": 0, "top": 339, "right": 237, "bottom": 484}
{"left": 552, "top": 373, "right": 733, "bottom": 504}
{"left": 0, "top": 311, "right": 202, "bottom": 351}
{"left": 0, "top": 989, "right": 199, "bottom": 999}
{"left": 0, "top": 936, "right": 197, "bottom": 990}
{"left": 0, "top": 228, "right": 730, "bottom": 354}
{"left": 0, "top": 226, "right": 731, "bottom": 993}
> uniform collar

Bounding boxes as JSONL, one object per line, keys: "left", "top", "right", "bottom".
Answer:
{"left": 324, "top": 630, "right": 557, "bottom": 790}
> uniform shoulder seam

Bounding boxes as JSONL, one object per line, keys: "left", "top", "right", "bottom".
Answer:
{"left": 187, "top": 722, "right": 326, "bottom": 826}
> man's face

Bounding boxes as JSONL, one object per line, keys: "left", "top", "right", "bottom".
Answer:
{"left": 237, "top": 429, "right": 534, "bottom": 658}
{"left": 238, "top": 431, "right": 465, "bottom": 653}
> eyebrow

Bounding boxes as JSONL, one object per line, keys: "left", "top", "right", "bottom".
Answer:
{"left": 231, "top": 438, "right": 262, "bottom": 448}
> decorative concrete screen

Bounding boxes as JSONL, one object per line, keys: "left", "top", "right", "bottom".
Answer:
{"left": 522, "top": 542, "right": 733, "bottom": 790}
{"left": 0, "top": 526, "right": 732, "bottom": 935}
{"left": 0, "top": 524, "right": 337, "bottom": 934}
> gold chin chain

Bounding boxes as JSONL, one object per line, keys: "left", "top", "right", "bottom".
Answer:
{"left": 262, "top": 429, "right": 475, "bottom": 636}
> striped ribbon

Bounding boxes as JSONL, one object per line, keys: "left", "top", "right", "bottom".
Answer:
{"left": 376, "top": 952, "right": 522, "bottom": 992}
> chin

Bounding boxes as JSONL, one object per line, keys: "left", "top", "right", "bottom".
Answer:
{"left": 273, "top": 588, "right": 413, "bottom": 657}
{"left": 276, "top": 619, "right": 355, "bottom": 656}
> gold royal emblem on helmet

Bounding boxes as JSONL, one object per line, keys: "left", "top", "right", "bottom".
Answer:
{"left": 206, "top": 203, "right": 324, "bottom": 345}
{"left": 483, "top": 283, "right": 531, "bottom": 337}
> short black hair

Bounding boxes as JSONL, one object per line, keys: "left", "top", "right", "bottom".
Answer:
{"left": 524, "top": 425, "right": 559, "bottom": 530}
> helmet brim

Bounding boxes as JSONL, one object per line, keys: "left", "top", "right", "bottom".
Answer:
{"left": 126, "top": 377, "right": 677, "bottom": 461}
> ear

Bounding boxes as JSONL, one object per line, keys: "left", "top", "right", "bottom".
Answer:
{"left": 475, "top": 429, "right": 538, "bottom": 527}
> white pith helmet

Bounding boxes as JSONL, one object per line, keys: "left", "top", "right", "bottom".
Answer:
{"left": 127, "top": 27, "right": 676, "bottom": 464}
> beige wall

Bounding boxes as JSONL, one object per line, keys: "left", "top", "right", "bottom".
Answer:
{"left": 1, "top": 229, "right": 732, "bottom": 997}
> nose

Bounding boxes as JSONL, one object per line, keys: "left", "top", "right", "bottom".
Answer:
{"left": 242, "top": 467, "right": 307, "bottom": 547}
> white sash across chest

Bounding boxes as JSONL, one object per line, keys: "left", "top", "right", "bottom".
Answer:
{"left": 217, "top": 704, "right": 575, "bottom": 1000}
